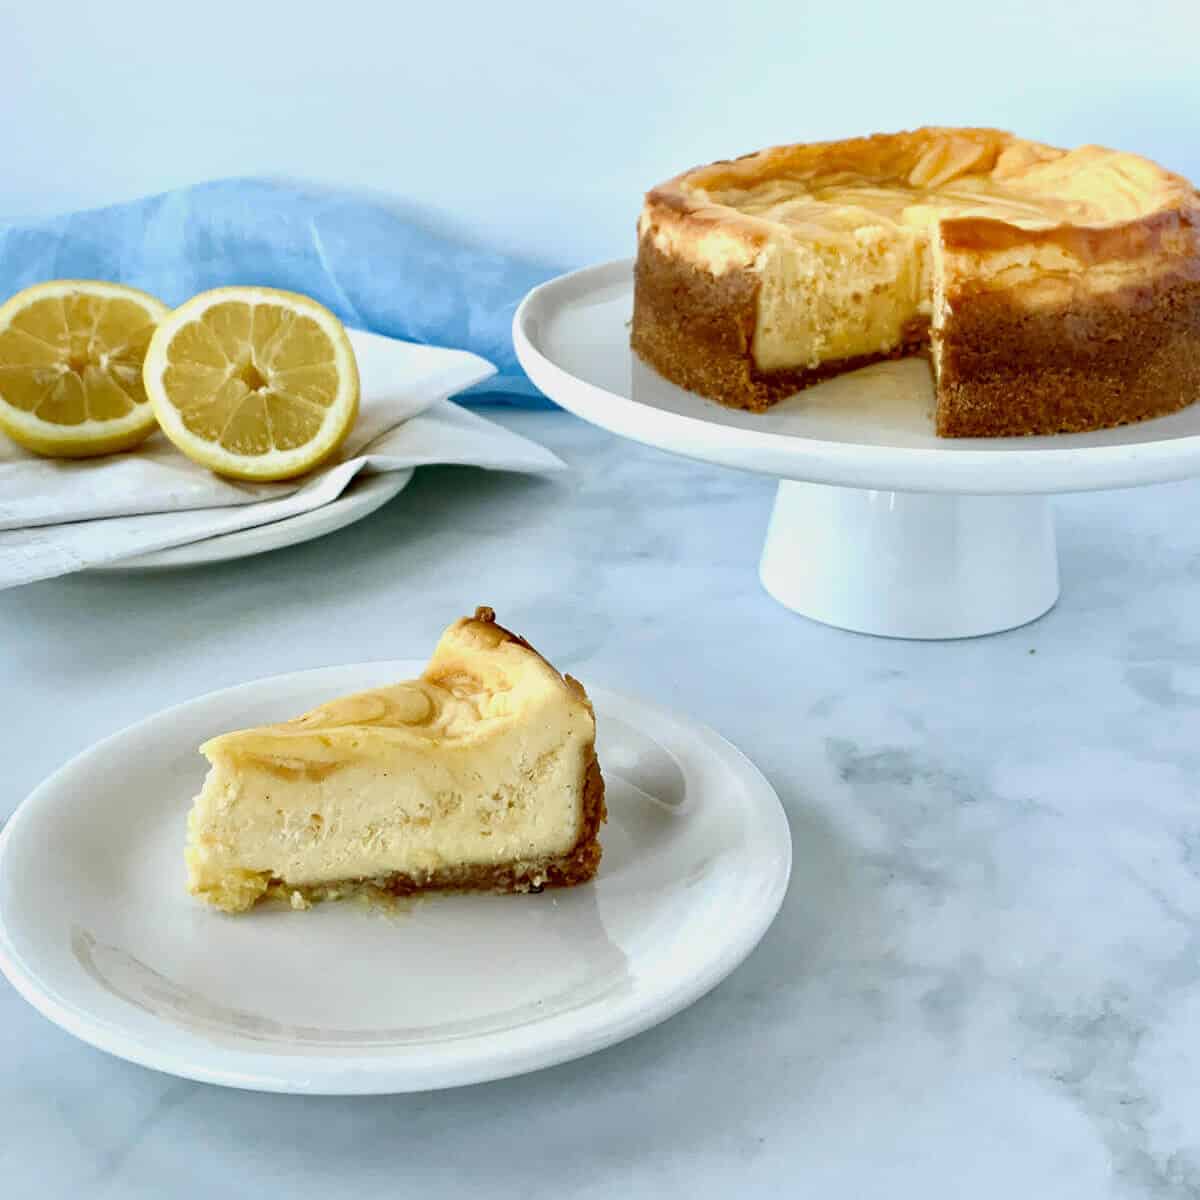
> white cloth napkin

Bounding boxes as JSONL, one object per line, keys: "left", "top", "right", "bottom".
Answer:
{"left": 0, "top": 329, "right": 564, "bottom": 588}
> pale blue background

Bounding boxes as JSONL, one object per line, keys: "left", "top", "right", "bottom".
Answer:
{"left": 3, "top": 0, "right": 1197, "bottom": 267}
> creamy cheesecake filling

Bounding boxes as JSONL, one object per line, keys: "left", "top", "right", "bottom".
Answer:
{"left": 752, "top": 230, "right": 927, "bottom": 371}
{"left": 673, "top": 142, "right": 1184, "bottom": 373}
{"left": 186, "top": 702, "right": 589, "bottom": 897}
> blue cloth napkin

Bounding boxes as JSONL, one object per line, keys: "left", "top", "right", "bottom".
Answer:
{"left": 0, "top": 179, "right": 559, "bottom": 404}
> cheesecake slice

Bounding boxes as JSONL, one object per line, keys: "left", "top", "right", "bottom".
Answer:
{"left": 186, "top": 608, "right": 605, "bottom": 913}
{"left": 632, "top": 127, "right": 1200, "bottom": 436}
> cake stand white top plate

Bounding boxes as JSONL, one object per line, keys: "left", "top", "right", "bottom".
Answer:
{"left": 0, "top": 662, "right": 791, "bottom": 1095}
{"left": 513, "top": 259, "right": 1200, "bottom": 494}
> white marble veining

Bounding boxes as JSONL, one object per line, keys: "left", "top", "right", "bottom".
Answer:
{"left": 2, "top": 409, "right": 1200, "bottom": 1198}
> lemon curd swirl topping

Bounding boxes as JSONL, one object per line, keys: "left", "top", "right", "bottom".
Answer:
{"left": 211, "top": 679, "right": 519, "bottom": 779}
{"left": 691, "top": 143, "right": 1175, "bottom": 236}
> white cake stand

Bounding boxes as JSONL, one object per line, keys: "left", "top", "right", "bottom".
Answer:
{"left": 514, "top": 260, "right": 1200, "bottom": 639}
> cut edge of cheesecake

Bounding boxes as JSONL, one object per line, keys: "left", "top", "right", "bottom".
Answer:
{"left": 185, "top": 607, "right": 606, "bottom": 914}
{"left": 631, "top": 127, "right": 1200, "bottom": 437}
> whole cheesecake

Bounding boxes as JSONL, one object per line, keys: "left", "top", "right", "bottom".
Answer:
{"left": 186, "top": 608, "right": 605, "bottom": 913}
{"left": 631, "top": 128, "right": 1200, "bottom": 437}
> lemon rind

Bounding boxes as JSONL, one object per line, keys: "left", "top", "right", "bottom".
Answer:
{"left": 0, "top": 280, "right": 169, "bottom": 458}
{"left": 142, "top": 286, "right": 360, "bottom": 482}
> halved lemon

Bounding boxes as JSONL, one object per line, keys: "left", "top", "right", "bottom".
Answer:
{"left": 0, "top": 280, "right": 169, "bottom": 457}
{"left": 143, "top": 287, "right": 359, "bottom": 481}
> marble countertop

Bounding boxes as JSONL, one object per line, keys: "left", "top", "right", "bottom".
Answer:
{"left": 3, "top": 410, "right": 1199, "bottom": 1198}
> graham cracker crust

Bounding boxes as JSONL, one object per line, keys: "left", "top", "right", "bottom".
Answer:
{"left": 936, "top": 276, "right": 1200, "bottom": 437}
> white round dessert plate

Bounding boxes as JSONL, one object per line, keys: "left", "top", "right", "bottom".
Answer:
{"left": 513, "top": 259, "right": 1200, "bottom": 495}
{"left": 0, "top": 663, "right": 791, "bottom": 1095}
{"left": 90, "top": 469, "right": 413, "bottom": 572}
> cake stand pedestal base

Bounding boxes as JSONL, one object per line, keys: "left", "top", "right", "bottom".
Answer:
{"left": 758, "top": 482, "right": 1060, "bottom": 639}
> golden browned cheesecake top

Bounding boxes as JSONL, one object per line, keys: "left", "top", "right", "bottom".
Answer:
{"left": 642, "top": 128, "right": 1200, "bottom": 266}
{"left": 201, "top": 607, "right": 592, "bottom": 767}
